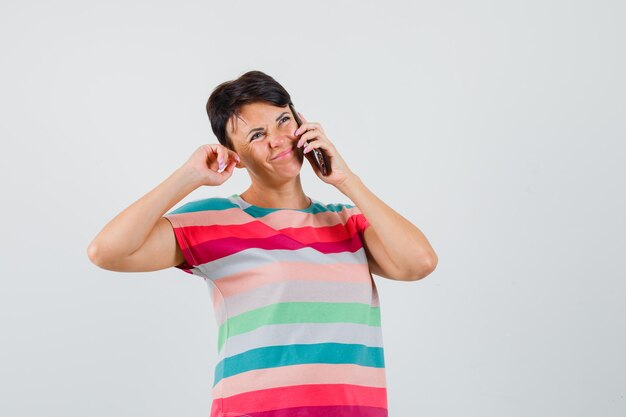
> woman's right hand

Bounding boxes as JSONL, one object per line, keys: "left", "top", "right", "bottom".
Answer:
{"left": 181, "top": 144, "right": 240, "bottom": 187}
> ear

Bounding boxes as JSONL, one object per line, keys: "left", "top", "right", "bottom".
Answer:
{"left": 226, "top": 141, "right": 243, "bottom": 168}
{"left": 234, "top": 151, "right": 246, "bottom": 168}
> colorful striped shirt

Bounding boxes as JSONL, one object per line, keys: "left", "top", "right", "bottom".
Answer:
{"left": 163, "top": 193, "right": 387, "bottom": 417}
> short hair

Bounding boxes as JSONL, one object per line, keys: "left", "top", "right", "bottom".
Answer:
{"left": 206, "top": 70, "right": 293, "bottom": 151}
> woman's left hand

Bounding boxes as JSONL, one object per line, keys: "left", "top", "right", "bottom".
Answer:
{"left": 294, "top": 112, "right": 357, "bottom": 189}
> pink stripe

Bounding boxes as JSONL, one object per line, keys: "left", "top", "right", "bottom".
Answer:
{"left": 212, "top": 363, "right": 387, "bottom": 398}
{"left": 218, "top": 262, "right": 370, "bottom": 295}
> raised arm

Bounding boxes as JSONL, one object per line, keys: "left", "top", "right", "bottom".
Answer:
{"left": 87, "top": 144, "right": 239, "bottom": 272}
{"left": 87, "top": 166, "right": 202, "bottom": 271}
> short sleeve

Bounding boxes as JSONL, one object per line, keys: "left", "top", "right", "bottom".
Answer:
{"left": 341, "top": 203, "right": 370, "bottom": 241}
{"left": 162, "top": 204, "right": 205, "bottom": 278}
{"left": 352, "top": 206, "right": 370, "bottom": 236}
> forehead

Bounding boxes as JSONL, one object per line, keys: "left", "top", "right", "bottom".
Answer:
{"left": 228, "top": 102, "right": 289, "bottom": 137}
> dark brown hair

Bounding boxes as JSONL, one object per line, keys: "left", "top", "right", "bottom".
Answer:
{"left": 206, "top": 70, "right": 292, "bottom": 150}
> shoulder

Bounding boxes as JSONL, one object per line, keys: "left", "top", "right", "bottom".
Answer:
{"left": 317, "top": 201, "right": 368, "bottom": 234}
{"left": 319, "top": 201, "right": 362, "bottom": 217}
{"left": 314, "top": 200, "right": 365, "bottom": 225}
{"left": 165, "top": 196, "right": 237, "bottom": 215}
{"left": 321, "top": 201, "right": 355, "bottom": 212}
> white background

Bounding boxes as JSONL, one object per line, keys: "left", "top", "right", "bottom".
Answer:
{"left": 1, "top": 1, "right": 624, "bottom": 415}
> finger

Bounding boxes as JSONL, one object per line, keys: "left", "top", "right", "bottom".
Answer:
{"left": 298, "top": 112, "right": 307, "bottom": 123}
{"left": 303, "top": 139, "right": 322, "bottom": 154}
{"left": 296, "top": 127, "right": 320, "bottom": 148}
{"left": 294, "top": 120, "right": 324, "bottom": 140}
{"left": 216, "top": 148, "right": 231, "bottom": 170}
{"left": 205, "top": 145, "right": 220, "bottom": 170}
{"left": 223, "top": 159, "right": 237, "bottom": 174}
{"left": 303, "top": 134, "right": 324, "bottom": 152}
{"left": 303, "top": 135, "right": 333, "bottom": 155}
{"left": 294, "top": 122, "right": 314, "bottom": 138}
{"left": 208, "top": 144, "right": 221, "bottom": 158}
{"left": 300, "top": 130, "right": 327, "bottom": 148}
{"left": 217, "top": 158, "right": 235, "bottom": 174}
{"left": 217, "top": 147, "right": 225, "bottom": 164}
{"left": 227, "top": 149, "right": 241, "bottom": 164}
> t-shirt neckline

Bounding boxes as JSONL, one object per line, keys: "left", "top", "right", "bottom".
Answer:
{"left": 229, "top": 193, "right": 317, "bottom": 213}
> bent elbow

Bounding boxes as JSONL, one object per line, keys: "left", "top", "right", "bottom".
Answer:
{"left": 86, "top": 242, "right": 112, "bottom": 269}
{"left": 405, "top": 255, "right": 438, "bottom": 281}
{"left": 87, "top": 243, "right": 100, "bottom": 265}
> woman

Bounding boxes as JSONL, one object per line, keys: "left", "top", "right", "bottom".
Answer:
{"left": 87, "top": 70, "right": 437, "bottom": 417}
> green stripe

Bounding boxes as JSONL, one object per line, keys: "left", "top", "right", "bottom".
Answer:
{"left": 236, "top": 198, "right": 355, "bottom": 216}
{"left": 166, "top": 197, "right": 237, "bottom": 214}
{"left": 217, "top": 302, "right": 381, "bottom": 352}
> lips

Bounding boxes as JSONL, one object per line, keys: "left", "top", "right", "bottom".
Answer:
{"left": 272, "top": 146, "right": 295, "bottom": 161}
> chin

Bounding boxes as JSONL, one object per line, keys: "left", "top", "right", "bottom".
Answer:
{"left": 273, "top": 160, "right": 303, "bottom": 177}
{"left": 281, "top": 164, "right": 303, "bottom": 176}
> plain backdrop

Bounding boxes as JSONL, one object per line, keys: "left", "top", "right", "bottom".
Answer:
{"left": 1, "top": 1, "right": 624, "bottom": 416}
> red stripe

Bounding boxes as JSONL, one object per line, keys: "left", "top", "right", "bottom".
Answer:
{"left": 182, "top": 214, "right": 366, "bottom": 247}
{"left": 195, "top": 232, "right": 364, "bottom": 264}
{"left": 219, "top": 383, "right": 387, "bottom": 414}
{"left": 177, "top": 216, "right": 367, "bottom": 266}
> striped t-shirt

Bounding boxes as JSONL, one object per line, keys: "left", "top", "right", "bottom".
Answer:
{"left": 163, "top": 193, "right": 388, "bottom": 417}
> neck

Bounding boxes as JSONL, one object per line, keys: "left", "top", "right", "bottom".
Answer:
{"left": 240, "top": 177, "right": 310, "bottom": 209}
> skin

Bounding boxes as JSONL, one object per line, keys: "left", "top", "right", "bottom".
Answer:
{"left": 226, "top": 101, "right": 313, "bottom": 209}
{"left": 86, "top": 101, "right": 437, "bottom": 280}
{"left": 226, "top": 101, "right": 438, "bottom": 280}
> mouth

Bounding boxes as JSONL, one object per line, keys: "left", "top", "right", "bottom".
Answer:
{"left": 271, "top": 146, "right": 296, "bottom": 161}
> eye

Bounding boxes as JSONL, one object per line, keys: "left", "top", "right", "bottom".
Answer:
{"left": 249, "top": 116, "right": 291, "bottom": 141}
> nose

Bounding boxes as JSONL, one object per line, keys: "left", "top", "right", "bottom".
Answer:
{"left": 268, "top": 131, "right": 290, "bottom": 148}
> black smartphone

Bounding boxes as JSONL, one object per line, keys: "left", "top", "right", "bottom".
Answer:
{"left": 289, "top": 103, "right": 331, "bottom": 176}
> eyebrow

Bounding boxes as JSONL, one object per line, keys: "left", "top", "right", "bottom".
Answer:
{"left": 246, "top": 112, "right": 289, "bottom": 137}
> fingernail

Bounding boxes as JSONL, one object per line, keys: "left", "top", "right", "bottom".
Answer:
{"left": 219, "top": 161, "right": 226, "bottom": 170}
{"left": 294, "top": 129, "right": 300, "bottom": 136}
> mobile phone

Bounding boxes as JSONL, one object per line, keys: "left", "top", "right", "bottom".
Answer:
{"left": 288, "top": 103, "right": 331, "bottom": 176}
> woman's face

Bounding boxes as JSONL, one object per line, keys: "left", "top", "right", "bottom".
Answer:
{"left": 227, "top": 101, "right": 304, "bottom": 181}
